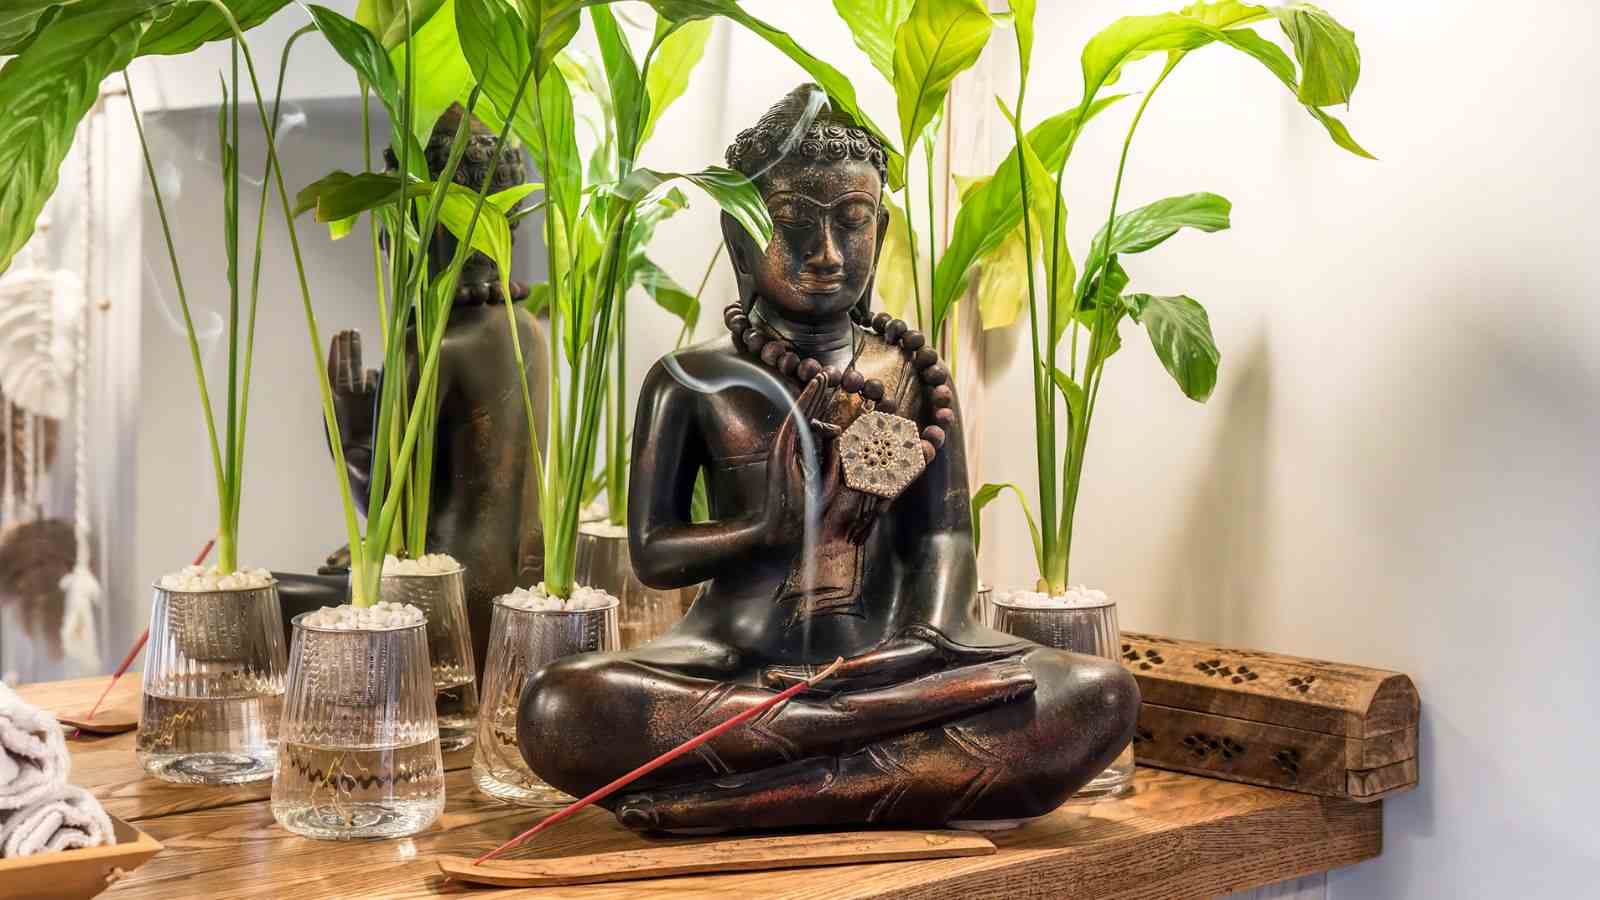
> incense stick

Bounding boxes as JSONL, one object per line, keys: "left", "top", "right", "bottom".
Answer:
{"left": 469, "top": 656, "right": 845, "bottom": 866}
{"left": 83, "top": 536, "right": 215, "bottom": 722}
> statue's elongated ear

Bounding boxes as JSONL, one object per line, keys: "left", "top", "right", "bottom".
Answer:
{"left": 721, "top": 211, "right": 760, "bottom": 313}
{"left": 855, "top": 198, "right": 892, "bottom": 324}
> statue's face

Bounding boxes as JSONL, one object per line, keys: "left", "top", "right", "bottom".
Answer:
{"left": 744, "top": 157, "right": 885, "bottom": 320}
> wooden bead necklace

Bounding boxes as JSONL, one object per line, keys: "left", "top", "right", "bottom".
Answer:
{"left": 723, "top": 303, "right": 957, "bottom": 471}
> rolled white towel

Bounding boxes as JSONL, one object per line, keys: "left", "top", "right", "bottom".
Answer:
{"left": 0, "top": 784, "right": 114, "bottom": 857}
{"left": 0, "top": 682, "right": 69, "bottom": 810}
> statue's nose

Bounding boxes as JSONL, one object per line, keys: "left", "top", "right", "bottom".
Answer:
{"left": 807, "top": 225, "right": 845, "bottom": 274}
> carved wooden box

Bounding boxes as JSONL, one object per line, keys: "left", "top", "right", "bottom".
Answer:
{"left": 1120, "top": 632, "right": 1419, "bottom": 802}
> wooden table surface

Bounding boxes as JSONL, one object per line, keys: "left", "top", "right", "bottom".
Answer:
{"left": 18, "top": 676, "right": 1383, "bottom": 899}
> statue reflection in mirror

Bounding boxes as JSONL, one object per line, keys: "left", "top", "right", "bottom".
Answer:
{"left": 517, "top": 85, "right": 1138, "bottom": 831}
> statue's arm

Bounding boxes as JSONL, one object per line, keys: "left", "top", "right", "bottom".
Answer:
{"left": 627, "top": 358, "right": 770, "bottom": 589}
{"left": 893, "top": 390, "right": 979, "bottom": 613}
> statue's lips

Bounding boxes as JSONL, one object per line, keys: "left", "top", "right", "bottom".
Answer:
{"left": 796, "top": 277, "right": 846, "bottom": 294}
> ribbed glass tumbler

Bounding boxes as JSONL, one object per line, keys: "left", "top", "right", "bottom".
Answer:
{"left": 472, "top": 595, "right": 619, "bottom": 806}
{"left": 271, "top": 614, "right": 445, "bottom": 840}
{"left": 379, "top": 567, "right": 479, "bottom": 751}
{"left": 138, "top": 581, "right": 287, "bottom": 785}
{"left": 990, "top": 595, "right": 1135, "bottom": 799}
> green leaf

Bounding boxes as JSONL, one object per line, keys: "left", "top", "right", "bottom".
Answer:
{"left": 875, "top": 195, "right": 918, "bottom": 319}
{"left": 520, "top": 0, "right": 588, "bottom": 78}
{"left": 975, "top": 222, "right": 1026, "bottom": 330}
{"left": 1048, "top": 366, "right": 1086, "bottom": 426}
{"left": 590, "top": 5, "right": 646, "bottom": 166}
{"left": 892, "top": 0, "right": 993, "bottom": 152}
{"left": 641, "top": 18, "right": 712, "bottom": 145}
{"left": 489, "top": 182, "right": 540, "bottom": 213}
{"left": 0, "top": 2, "right": 76, "bottom": 55}
{"left": 932, "top": 93, "right": 1126, "bottom": 330}
{"left": 357, "top": 0, "right": 447, "bottom": 49}
{"left": 1177, "top": 0, "right": 1270, "bottom": 28}
{"left": 614, "top": 166, "right": 772, "bottom": 249}
{"left": 998, "top": 98, "right": 1075, "bottom": 350}
{"left": 457, "top": 0, "right": 581, "bottom": 231}
{"left": 1273, "top": 3, "right": 1359, "bottom": 107}
{"left": 137, "top": 0, "right": 291, "bottom": 56}
{"left": 831, "top": 0, "right": 913, "bottom": 83}
{"left": 1077, "top": 259, "right": 1127, "bottom": 363}
{"left": 524, "top": 279, "right": 551, "bottom": 316}
{"left": 306, "top": 4, "right": 426, "bottom": 178}
{"left": 647, "top": 0, "right": 904, "bottom": 188}
{"left": 434, "top": 190, "right": 516, "bottom": 293}
{"left": 0, "top": 0, "right": 158, "bottom": 275}
{"left": 971, "top": 482, "right": 1041, "bottom": 570}
{"left": 1009, "top": 0, "right": 1036, "bottom": 80}
{"left": 632, "top": 256, "right": 698, "bottom": 329}
{"left": 1079, "top": 192, "right": 1231, "bottom": 297}
{"left": 1126, "top": 293, "right": 1220, "bottom": 401}
{"left": 388, "top": 0, "right": 473, "bottom": 143}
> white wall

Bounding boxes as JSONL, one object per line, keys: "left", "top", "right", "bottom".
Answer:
{"left": 972, "top": 1, "right": 1600, "bottom": 897}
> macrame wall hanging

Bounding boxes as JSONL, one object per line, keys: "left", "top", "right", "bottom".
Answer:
{"left": 0, "top": 97, "right": 102, "bottom": 671}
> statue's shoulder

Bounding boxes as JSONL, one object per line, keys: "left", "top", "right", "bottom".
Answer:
{"left": 641, "top": 333, "right": 755, "bottom": 398}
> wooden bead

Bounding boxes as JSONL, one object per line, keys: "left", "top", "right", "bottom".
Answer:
{"left": 871, "top": 313, "right": 892, "bottom": 332}
{"left": 823, "top": 366, "right": 843, "bottom": 387}
{"left": 842, "top": 370, "right": 866, "bottom": 393}
{"left": 930, "top": 384, "right": 954, "bottom": 408}
{"left": 920, "top": 440, "right": 937, "bottom": 463}
{"left": 885, "top": 319, "right": 908, "bottom": 343}
{"left": 728, "top": 314, "right": 749, "bottom": 332}
{"left": 745, "top": 331, "right": 768, "bottom": 353}
{"left": 779, "top": 352, "right": 801, "bottom": 376}
{"left": 797, "top": 358, "right": 823, "bottom": 382}
{"left": 933, "top": 407, "right": 956, "bottom": 428}
{"left": 877, "top": 398, "right": 899, "bottom": 416}
{"left": 919, "top": 364, "right": 948, "bottom": 386}
{"left": 761, "top": 341, "right": 785, "bottom": 366}
{"left": 913, "top": 347, "right": 938, "bottom": 369}
{"left": 724, "top": 303, "right": 743, "bottom": 318}
{"left": 921, "top": 425, "right": 946, "bottom": 448}
{"left": 861, "top": 379, "right": 885, "bottom": 401}
{"left": 900, "top": 331, "right": 925, "bottom": 352}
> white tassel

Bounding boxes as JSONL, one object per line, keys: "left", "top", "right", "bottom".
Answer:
{"left": 58, "top": 568, "right": 101, "bottom": 671}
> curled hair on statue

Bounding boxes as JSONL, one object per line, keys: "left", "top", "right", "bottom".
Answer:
{"left": 725, "top": 84, "right": 890, "bottom": 190}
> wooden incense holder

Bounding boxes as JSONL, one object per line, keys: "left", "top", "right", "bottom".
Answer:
{"left": 1120, "top": 632, "right": 1419, "bottom": 801}
{"left": 438, "top": 830, "right": 995, "bottom": 887}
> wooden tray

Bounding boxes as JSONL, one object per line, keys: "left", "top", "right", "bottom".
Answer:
{"left": 0, "top": 816, "right": 162, "bottom": 900}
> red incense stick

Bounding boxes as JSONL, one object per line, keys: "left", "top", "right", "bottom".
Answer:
{"left": 470, "top": 656, "right": 845, "bottom": 866}
{"left": 83, "top": 536, "right": 216, "bottom": 721}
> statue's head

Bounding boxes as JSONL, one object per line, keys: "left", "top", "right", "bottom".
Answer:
{"left": 387, "top": 104, "right": 529, "bottom": 302}
{"left": 724, "top": 84, "right": 890, "bottom": 323}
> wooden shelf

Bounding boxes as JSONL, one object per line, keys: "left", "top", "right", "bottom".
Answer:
{"left": 21, "top": 676, "right": 1382, "bottom": 899}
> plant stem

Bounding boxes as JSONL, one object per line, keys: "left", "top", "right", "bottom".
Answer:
{"left": 901, "top": 185, "right": 923, "bottom": 331}
{"left": 675, "top": 244, "right": 721, "bottom": 349}
{"left": 199, "top": 0, "right": 366, "bottom": 601}
{"left": 923, "top": 133, "right": 938, "bottom": 343}
{"left": 122, "top": 72, "right": 228, "bottom": 572}
{"left": 1057, "top": 57, "right": 1179, "bottom": 586}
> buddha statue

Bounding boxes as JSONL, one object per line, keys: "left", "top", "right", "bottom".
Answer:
{"left": 514, "top": 85, "right": 1138, "bottom": 831}
{"left": 276, "top": 105, "right": 548, "bottom": 674}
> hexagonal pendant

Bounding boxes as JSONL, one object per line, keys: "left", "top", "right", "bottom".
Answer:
{"left": 838, "top": 411, "right": 926, "bottom": 500}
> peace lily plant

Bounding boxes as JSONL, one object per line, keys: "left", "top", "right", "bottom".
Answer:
{"left": 967, "top": 0, "right": 1372, "bottom": 596}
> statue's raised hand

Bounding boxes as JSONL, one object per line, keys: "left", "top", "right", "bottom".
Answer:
{"left": 327, "top": 330, "right": 379, "bottom": 511}
{"left": 760, "top": 374, "right": 841, "bottom": 548}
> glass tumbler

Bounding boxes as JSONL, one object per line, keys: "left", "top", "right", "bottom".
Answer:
{"left": 576, "top": 521, "right": 695, "bottom": 648}
{"left": 379, "top": 566, "right": 479, "bottom": 751}
{"left": 472, "top": 594, "right": 619, "bottom": 805}
{"left": 138, "top": 581, "right": 288, "bottom": 784}
{"left": 271, "top": 613, "right": 445, "bottom": 840}
{"left": 990, "top": 594, "right": 1136, "bottom": 799}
